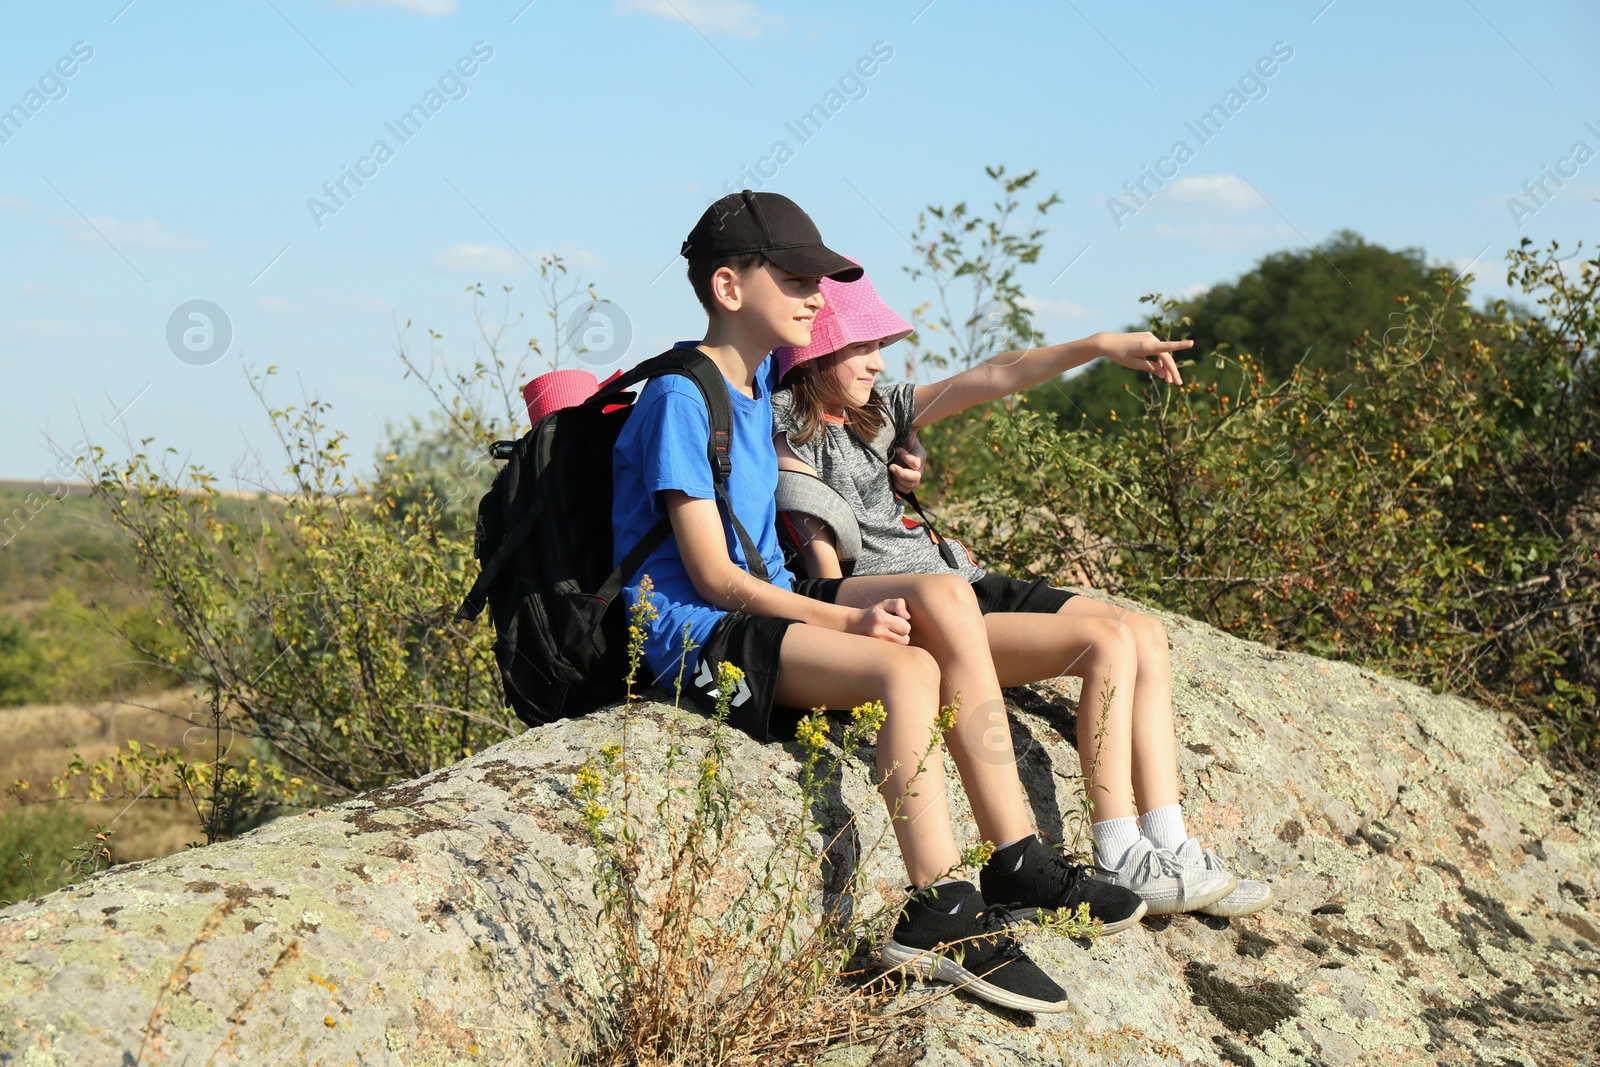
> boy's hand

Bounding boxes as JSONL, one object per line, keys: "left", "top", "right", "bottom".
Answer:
{"left": 889, "top": 431, "right": 927, "bottom": 495}
{"left": 1097, "top": 331, "right": 1192, "bottom": 385}
{"left": 848, "top": 599, "right": 912, "bottom": 644}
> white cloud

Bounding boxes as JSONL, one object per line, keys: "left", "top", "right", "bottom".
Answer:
{"left": 1160, "top": 174, "right": 1262, "bottom": 213}
{"left": 319, "top": 0, "right": 457, "bottom": 15}
{"left": 615, "top": 0, "right": 785, "bottom": 39}
{"left": 0, "top": 193, "right": 36, "bottom": 213}
{"left": 433, "top": 242, "right": 603, "bottom": 274}
{"left": 1174, "top": 283, "right": 1211, "bottom": 301}
{"left": 1022, "top": 295, "right": 1096, "bottom": 320}
{"left": 434, "top": 242, "right": 529, "bottom": 275}
{"left": 11, "top": 283, "right": 97, "bottom": 309}
{"left": 62, "top": 216, "right": 207, "bottom": 251}
{"left": 1148, "top": 222, "right": 1295, "bottom": 249}
{"left": 339, "top": 295, "right": 395, "bottom": 314}
{"left": 1476, "top": 181, "right": 1600, "bottom": 210}
{"left": 553, "top": 245, "right": 605, "bottom": 269}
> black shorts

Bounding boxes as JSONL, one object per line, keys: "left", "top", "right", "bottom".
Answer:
{"left": 798, "top": 573, "right": 1076, "bottom": 616}
{"left": 968, "top": 573, "right": 1076, "bottom": 615}
{"left": 676, "top": 578, "right": 839, "bottom": 744}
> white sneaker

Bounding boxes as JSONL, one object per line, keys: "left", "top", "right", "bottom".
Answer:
{"left": 1091, "top": 838, "right": 1237, "bottom": 915}
{"left": 1173, "top": 837, "right": 1275, "bottom": 917}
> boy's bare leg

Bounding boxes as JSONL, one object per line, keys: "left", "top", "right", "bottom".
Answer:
{"left": 982, "top": 612, "right": 1140, "bottom": 821}
{"left": 774, "top": 624, "right": 960, "bottom": 887}
{"left": 1057, "top": 599, "right": 1180, "bottom": 813}
{"left": 831, "top": 573, "right": 1034, "bottom": 848}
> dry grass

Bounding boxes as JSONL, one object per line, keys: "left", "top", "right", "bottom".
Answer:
{"left": 568, "top": 608, "right": 918, "bottom": 1066}
{"left": 2, "top": 688, "right": 207, "bottom": 862}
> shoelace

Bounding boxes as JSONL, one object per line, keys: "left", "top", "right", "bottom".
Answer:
{"left": 1134, "top": 845, "right": 1188, "bottom": 881}
{"left": 1036, "top": 849, "right": 1089, "bottom": 898}
{"left": 973, "top": 903, "right": 1026, "bottom": 963}
{"left": 1175, "top": 843, "right": 1229, "bottom": 876}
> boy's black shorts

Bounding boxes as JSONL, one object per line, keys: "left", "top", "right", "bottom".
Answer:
{"left": 797, "top": 573, "right": 1077, "bottom": 616}
{"left": 678, "top": 577, "right": 839, "bottom": 744}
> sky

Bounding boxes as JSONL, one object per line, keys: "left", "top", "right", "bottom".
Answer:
{"left": 1, "top": 0, "right": 1596, "bottom": 483}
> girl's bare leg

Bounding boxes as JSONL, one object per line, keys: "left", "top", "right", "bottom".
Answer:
{"left": 830, "top": 573, "right": 1034, "bottom": 848}
{"left": 774, "top": 624, "right": 958, "bottom": 887}
{"left": 1057, "top": 599, "right": 1180, "bottom": 813}
{"left": 983, "top": 611, "right": 1139, "bottom": 821}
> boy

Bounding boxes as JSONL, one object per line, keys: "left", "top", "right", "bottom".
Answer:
{"left": 611, "top": 190, "right": 1144, "bottom": 1014}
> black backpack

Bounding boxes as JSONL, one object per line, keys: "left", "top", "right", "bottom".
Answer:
{"left": 455, "top": 348, "right": 770, "bottom": 728}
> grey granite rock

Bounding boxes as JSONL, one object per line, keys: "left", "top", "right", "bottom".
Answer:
{"left": 3, "top": 594, "right": 1597, "bottom": 1065}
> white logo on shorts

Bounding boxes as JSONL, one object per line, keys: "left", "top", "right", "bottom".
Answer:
{"left": 693, "top": 659, "right": 753, "bottom": 707}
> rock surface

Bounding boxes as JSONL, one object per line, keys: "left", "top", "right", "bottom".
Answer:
{"left": 2, "top": 594, "right": 1598, "bottom": 1066}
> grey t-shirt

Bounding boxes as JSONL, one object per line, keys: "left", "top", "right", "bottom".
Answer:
{"left": 770, "top": 382, "right": 983, "bottom": 581}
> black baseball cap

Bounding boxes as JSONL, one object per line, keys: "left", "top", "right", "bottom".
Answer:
{"left": 681, "top": 190, "right": 863, "bottom": 282}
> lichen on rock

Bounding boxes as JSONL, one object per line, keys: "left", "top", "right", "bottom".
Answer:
{"left": 2, "top": 594, "right": 1597, "bottom": 1065}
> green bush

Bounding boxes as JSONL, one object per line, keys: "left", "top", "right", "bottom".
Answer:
{"left": 64, "top": 275, "right": 594, "bottom": 818}
{"left": 81, "top": 374, "right": 514, "bottom": 808}
{"left": 0, "top": 483, "right": 182, "bottom": 708}
{"left": 0, "top": 595, "right": 175, "bottom": 709}
{"left": 0, "top": 804, "right": 106, "bottom": 905}
{"left": 933, "top": 238, "right": 1598, "bottom": 759}
{"left": 0, "top": 614, "right": 47, "bottom": 706}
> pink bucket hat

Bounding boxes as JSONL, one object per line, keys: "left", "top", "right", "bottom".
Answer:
{"left": 774, "top": 261, "right": 913, "bottom": 382}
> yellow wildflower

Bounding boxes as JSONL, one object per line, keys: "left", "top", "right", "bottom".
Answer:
{"left": 961, "top": 841, "right": 995, "bottom": 868}
{"left": 795, "top": 712, "right": 829, "bottom": 751}
{"left": 850, "top": 700, "right": 886, "bottom": 732}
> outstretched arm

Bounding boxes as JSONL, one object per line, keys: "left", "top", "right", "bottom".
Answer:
{"left": 910, "top": 331, "right": 1193, "bottom": 429}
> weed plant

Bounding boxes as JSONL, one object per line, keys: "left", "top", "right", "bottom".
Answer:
{"left": 571, "top": 585, "right": 1101, "bottom": 1065}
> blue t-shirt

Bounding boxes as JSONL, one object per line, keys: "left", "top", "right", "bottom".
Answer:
{"left": 612, "top": 351, "right": 794, "bottom": 688}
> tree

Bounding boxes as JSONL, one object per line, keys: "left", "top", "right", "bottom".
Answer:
{"left": 1029, "top": 230, "right": 1451, "bottom": 431}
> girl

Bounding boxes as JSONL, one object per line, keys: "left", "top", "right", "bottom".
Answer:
{"left": 770, "top": 266, "right": 1272, "bottom": 918}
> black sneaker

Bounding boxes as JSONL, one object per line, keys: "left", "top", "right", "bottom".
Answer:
{"left": 879, "top": 880, "right": 1071, "bottom": 1013}
{"left": 980, "top": 835, "right": 1148, "bottom": 934}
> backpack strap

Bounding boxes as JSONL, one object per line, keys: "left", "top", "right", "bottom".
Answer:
{"left": 594, "top": 347, "right": 771, "bottom": 582}
{"left": 455, "top": 499, "right": 542, "bottom": 622}
{"left": 898, "top": 487, "right": 961, "bottom": 570}
{"left": 663, "top": 351, "right": 771, "bottom": 583}
{"left": 455, "top": 504, "right": 672, "bottom": 624}
{"left": 775, "top": 468, "right": 862, "bottom": 564}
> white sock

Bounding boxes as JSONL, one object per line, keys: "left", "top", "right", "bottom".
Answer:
{"left": 1091, "top": 816, "right": 1141, "bottom": 869}
{"left": 1138, "top": 804, "right": 1188, "bottom": 851}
